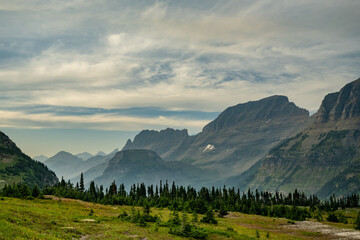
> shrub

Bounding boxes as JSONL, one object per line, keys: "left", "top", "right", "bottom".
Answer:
{"left": 327, "top": 212, "right": 339, "bottom": 222}
{"left": 201, "top": 208, "right": 217, "bottom": 224}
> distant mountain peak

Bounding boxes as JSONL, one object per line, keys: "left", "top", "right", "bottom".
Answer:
{"left": 76, "top": 152, "right": 94, "bottom": 161}
{"left": 96, "top": 151, "right": 106, "bottom": 156}
{"left": 44, "top": 151, "right": 84, "bottom": 179}
{"left": 33, "top": 155, "right": 48, "bottom": 162}
{"left": 54, "top": 151, "right": 76, "bottom": 158}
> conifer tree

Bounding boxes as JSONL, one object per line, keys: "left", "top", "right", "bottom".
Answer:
{"left": 80, "top": 173, "right": 85, "bottom": 192}
{"left": 355, "top": 211, "right": 360, "bottom": 230}
{"left": 201, "top": 208, "right": 217, "bottom": 224}
{"left": 31, "top": 185, "right": 40, "bottom": 198}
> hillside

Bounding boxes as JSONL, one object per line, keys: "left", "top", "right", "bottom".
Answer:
{"left": 232, "top": 78, "right": 360, "bottom": 197}
{"left": 0, "top": 131, "right": 58, "bottom": 188}
{"left": 124, "top": 95, "right": 310, "bottom": 179}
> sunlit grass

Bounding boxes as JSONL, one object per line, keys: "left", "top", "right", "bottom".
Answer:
{"left": 1, "top": 196, "right": 357, "bottom": 239}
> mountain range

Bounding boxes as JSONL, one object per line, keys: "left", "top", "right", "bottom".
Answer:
{"left": 44, "top": 149, "right": 119, "bottom": 181}
{"left": 230, "top": 78, "right": 360, "bottom": 198}
{"left": 31, "top": 78, "right": 360, "bottom": 198}
{"left": 123, "top": 95, "right": 310, "bottom": 180}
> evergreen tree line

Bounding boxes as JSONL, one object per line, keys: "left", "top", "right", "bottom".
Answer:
{"left": 1, "top": 183, "right": 42, "bottom": 199}
{"left": 1, "top": 174, "right": 360, "bottom": 222}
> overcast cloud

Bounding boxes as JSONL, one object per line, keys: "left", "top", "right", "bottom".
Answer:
{"left": 0, "top": 0, "right": 359, "bottom": 156}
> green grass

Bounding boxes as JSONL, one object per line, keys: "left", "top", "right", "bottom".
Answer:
{"left": 0, "top": 196, "right": 357, "bottom": 239}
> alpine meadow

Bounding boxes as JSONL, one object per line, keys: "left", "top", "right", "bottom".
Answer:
{"left": 1, "top": 1, "right": 360, "bottom": 239}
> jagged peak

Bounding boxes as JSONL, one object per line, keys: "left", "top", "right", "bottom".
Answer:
{"left": 315, "top": 78, "right": 360, "bottom": 123}
{"left": 138, "top": 128, "right": 188, "bottom": 135}
{"left": 132, "top": 128, "right": 189, "bottom": 141}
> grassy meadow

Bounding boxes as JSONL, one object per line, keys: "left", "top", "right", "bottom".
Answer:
{"left": 0, "top": 196, "right": 359, "bottom": 240}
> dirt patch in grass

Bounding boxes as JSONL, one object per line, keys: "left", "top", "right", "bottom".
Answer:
{"left": 286, "top": 221, "right": 360, "bottom": 239}
{"left": 80, "top": 219, "right": 96, "bottom": 222}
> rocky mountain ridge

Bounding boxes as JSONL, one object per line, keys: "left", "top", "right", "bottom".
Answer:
{"left": 123, "top": 95, "right": 311, "bottom": 179}
{"left": 230, "top": 78, "right": 360, "bottom": 197}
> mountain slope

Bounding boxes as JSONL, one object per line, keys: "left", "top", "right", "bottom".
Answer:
{"left": 45, "top": 151, "right": 85, "bottom": 180}
{"left": 124, "top": 95, "right": 310, "bottom": 179}
{"left": 232, "top": 78, "right": 360, "bottom": 197}
{"left": 0, "top": 131, "right": 58, "bottom": 188}
{"left": 70, "top": 150, "right": 118, "bottom": 185}
{"left": 95, "top": 149, "right": 215, "bottom": 188}
{"left": 178, "top": 95, "right": 310, "bottom": 176}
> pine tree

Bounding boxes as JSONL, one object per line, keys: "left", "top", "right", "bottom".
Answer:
{"left": 89, "top": 181, "right": 97, "bottom": 201}
{"left": 31, "top": 185, "right": 40, "bottom": 198}
{"left": 354, "top": 211, "right": 360, "bottom": 230}
{"left": 201, "top": 208, "right": 217, "bottom": 224}
{"left": 79, "top": 173, "right": 85, "bottom": 192}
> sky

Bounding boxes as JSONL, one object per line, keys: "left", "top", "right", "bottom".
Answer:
{"left": 0, "top": 0, "right": 359, "bottom": 158}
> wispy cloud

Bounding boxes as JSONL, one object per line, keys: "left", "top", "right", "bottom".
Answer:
{"left": 0, "top": 108, "right": 213, "bottom": 134}
{"left": 0, "top": 0, "right": 359, "bottom": 134}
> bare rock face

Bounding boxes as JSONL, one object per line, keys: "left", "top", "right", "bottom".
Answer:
{"left": 315, "top": 78, "right": 360, "bottom": 123}
{"left": 233, "top": 78, "right": 360, "bottom": 198}
{"left": 122, "top": 128, "right": 191, "bottom": 161}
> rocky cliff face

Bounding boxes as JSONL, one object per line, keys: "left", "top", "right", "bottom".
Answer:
{"left": 0, "top": 131, "right": 58, "bottom": 187}
{"left": 232, "top": 78, "right": 360, "bottom": 198}
{"left": 122, "top": 128, "right": 191, "bottom": 161}
{"left": 203, "top": 95, "right": 308, "bottom": 132}
{"left": 123, "top": 95, "right": 310, "bottom": 180}
{"left": 315, "top": 79, "right": 360, "bottom": 125}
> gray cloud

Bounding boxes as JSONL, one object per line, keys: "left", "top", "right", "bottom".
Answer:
{"left": 0, "top": 0, "right": 359, "bottom": 133}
